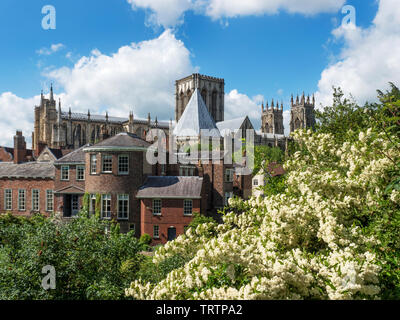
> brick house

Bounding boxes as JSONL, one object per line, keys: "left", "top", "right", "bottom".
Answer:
{"left": 0, "top": 162, "right": 55, "bottom": 216}
{"left": 54, "top": 145, "right": 90, "bottom": 218}
{"left": 136, "top": 176, "right": 203, "bottom": 244}
{"left": 82, "top": 132, "right": 152, "bottom": 234}
{"left": 0, "top": 131, "right": 55, "bottom": 216}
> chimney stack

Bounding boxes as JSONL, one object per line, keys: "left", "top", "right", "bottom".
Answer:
{"left": 13, "top": 131, "right": 27, "bottom": 164}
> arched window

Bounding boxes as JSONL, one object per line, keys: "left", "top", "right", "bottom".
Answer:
{"left": 295, "top": 118, "right": 301, "bottom": 130}
{"left": 91, "top": 129, "right": 95, "bottom": 144}
{"left": 201, "top": 88, "right": 207, "bottom": 105}
{"left": 212, "top": 91, "right": 217, "bottom": 120}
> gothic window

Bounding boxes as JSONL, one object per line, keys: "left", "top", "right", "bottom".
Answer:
{"left": 74, "top": 124, "right": 81, "bottom": 146}
{"left": 180, "top": 91, "right": 185, "bottom": 116}
{"left": 91, "top": 129, "right": 95, "bottom": 144}
{"left": 212, "top": 91, "right": 218, "bottom": 120}
{"left": 201, "top": 89, "right": 207, "bottom": 105}
{"left": 275, "top": 122, "right": 279, "bottom": 134}
{"left": 294, "top": 118, "right": 301, "bottom": 130}
{"left": 82, "top": 129, "right": 86, "bottom": 145}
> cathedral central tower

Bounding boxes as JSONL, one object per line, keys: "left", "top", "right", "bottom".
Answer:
{"left": 175, "top": 73, "right": 225, "bottom": 123}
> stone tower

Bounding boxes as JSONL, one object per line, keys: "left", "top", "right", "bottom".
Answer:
{"left": 261, "top": 99, "right": 284, "bottom": 135}
{"left": 175, "top": 73, "right": 225, "bottom": 123}
{"left": 33, "top": 84, "right": 57, "bottom": 155}
{"left": 290, "top": 93, "right": 316, "bottom": 133}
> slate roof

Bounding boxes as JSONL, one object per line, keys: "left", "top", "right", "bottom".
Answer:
{"left": 48, "top": 148, "right": 65, "bottom": 159}
{"left": 256, "top": 130, "right": 286, "bottom": 139}
{"left": 61, "top": 112, "right": 128, "bottom": 124}
{"left": 55, "top": 144, "right": 91, "bottom": 165}
{"left": 84, "top": 132, "right": 150, "bottom": 151}
{"left": 0, "top": 162, "right": 54, "bottom": 179}
{"left": 0, "top": 146, "right": 35, "bottom": 159}
{"left": 60, "top": 111, "right": 170, "bottom": 128}
{"left": 255, "top": 162, "right": 286, "bottom": 177}
{"left": 173, "top": 89, "right": 221, "bottom": 138}
{"left": 136, "top": 176, "right": 203, "bottom": 199}
{"left": 216, "top": 116, "right": 253, "bottom": 134}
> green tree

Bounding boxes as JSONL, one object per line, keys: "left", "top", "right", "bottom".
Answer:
{"left": 0, "top": 211, "right": 144, "bottom": 300}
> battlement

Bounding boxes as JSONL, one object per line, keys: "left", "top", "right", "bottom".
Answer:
{"left": 176, "top": 73, "right": 225, "bottom": 84}
{"left": 261, "top": 99, "right": 284, "bottom": 113}
{"left": 291, "top": 92, "right": 315, "bottom": 108}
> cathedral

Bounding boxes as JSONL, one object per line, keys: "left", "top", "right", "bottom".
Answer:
{"left": 32, "top": 84, "right": 170, "bottom": 154}
{"left": 31, "top": 74, "right": 315, "bottom": 156}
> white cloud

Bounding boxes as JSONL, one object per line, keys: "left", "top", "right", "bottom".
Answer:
{"left": 0, "top": 93, "right": 37, "bottom": 147}
{"left": 127, "top": 0, "right": 346, "bottom": 28}
{"left": 127, "top": 0, "right": 193, "bottom": 28}
{"left": 46, "top": 30, "right": 196, "bottom": 122}
{"left": 225, "top": 90, "right": 292, "bottom": 136}
{"left": 316, "top": 0, "right": 400, "bottom": 108}
{"left": 225, "top": 89, "right": 262, "bottom": 127}
{"left": 36, "top": 43, "right": 65, "bottom": 56}
{"left": 204, "top": 0, "right": 345, "bottom": 20}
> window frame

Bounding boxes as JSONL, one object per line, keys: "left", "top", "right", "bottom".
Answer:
{"left": 153, "top": 225, "right": 160, "bottom": 239}
{"left": 224, "top": 191, "right": 233, "bottom": 206}
{"left": 118, "top": 154, "right": 129, "bottom": 175}
{"left": 46, "top": 190, "right": 54, "bottom": 212}
{"left": 90, "top": 154, "right": 97, "bottom": 175}
{"left": 225, "top": 168, "right": 234, "bottom": 182}
{"left": 89, "top": 194, "right": 96, "bottom": 215}
{"left": 102, "top": 155, "right": 113, "bottom": 173}
{"left": 152, "top": 199, "right": 162, "bottom": 216}
{"left": 101, "top": 194, "right": 111, "bottom": 219}
{"left": 117, "top": 194, "right": 129, "bottom": 220}
{"left": 18, "top": 189, "right": 26, "bottom": 211}
{"left": 61, "top": 165, "right": 70, "bottom": 181}
{"left": 183, "top": 199, "right": 193, "bottom": 216}
{"left": 76, "top": 165, "right": 85, "bottom": 181}
{"left": 4, "top": 189, "right": 12, "bottom": 211}
{"left": 32, "top": 189, "right": 40, "bottom": 212}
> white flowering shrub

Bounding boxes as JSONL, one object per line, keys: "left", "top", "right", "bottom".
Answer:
{"left": 126, "top": 128, "right": 399, "bottom": 300}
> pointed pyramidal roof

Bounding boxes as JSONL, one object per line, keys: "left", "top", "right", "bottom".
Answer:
{"left": 173, "top": 89, "right": 221, "bottom": 138}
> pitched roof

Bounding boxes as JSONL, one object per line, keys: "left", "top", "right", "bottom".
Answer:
{"left": 60, "top": 111, "right": 170, "bottom": 128}
{"left": 0, "top": 162, "right": 54, "bottom": 179}
{"left": 173, "top": 89, "right": 221, "bottom": 138}
{"left": 256, "top": 162, "right": 285, "bottom": 177}
{"left": 216, "top": 116, "right": 255, "bottom": 135}
{"left": 55, "top": 144, "right": 91, "bottom": 164}
{"left": 256, "top": 130, "right": 286, "bottom": 139}
{"left": 61, "top": 112, "right": 127, "bottom": 124}
{"left": 83, "top": 132, "right": 150, "bottom": 152}
{"left": 136, "top": 176, "right": 203, "bottom": 199}
{"left": 0, "top": 146, "right": 35, "bottom": 159}
{"left": 54, "top": 185, "right": 85, "bottom": 194}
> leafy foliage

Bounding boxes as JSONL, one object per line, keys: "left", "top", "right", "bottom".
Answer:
{"left": 0, "top": 212, "right": 144, "bottom": 300}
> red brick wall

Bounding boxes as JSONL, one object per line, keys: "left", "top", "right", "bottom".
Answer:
{"left": 140, "top": 198, "right": 199, "bottom": 245}
{"left": 0, "top": 178, "right": 55, "bottom": 216}
{"left": 54, "top": 164, "right": 86, "bottom": 192}
{"left": 0, "top": 148, "right": 13, "bottom": 162}
{"left": 84, "top": 151, "right": 147, "bottom": 233}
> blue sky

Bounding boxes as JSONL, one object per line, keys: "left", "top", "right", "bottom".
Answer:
{"left": 0, "top": 0, "right": 398, "bottom": 146}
